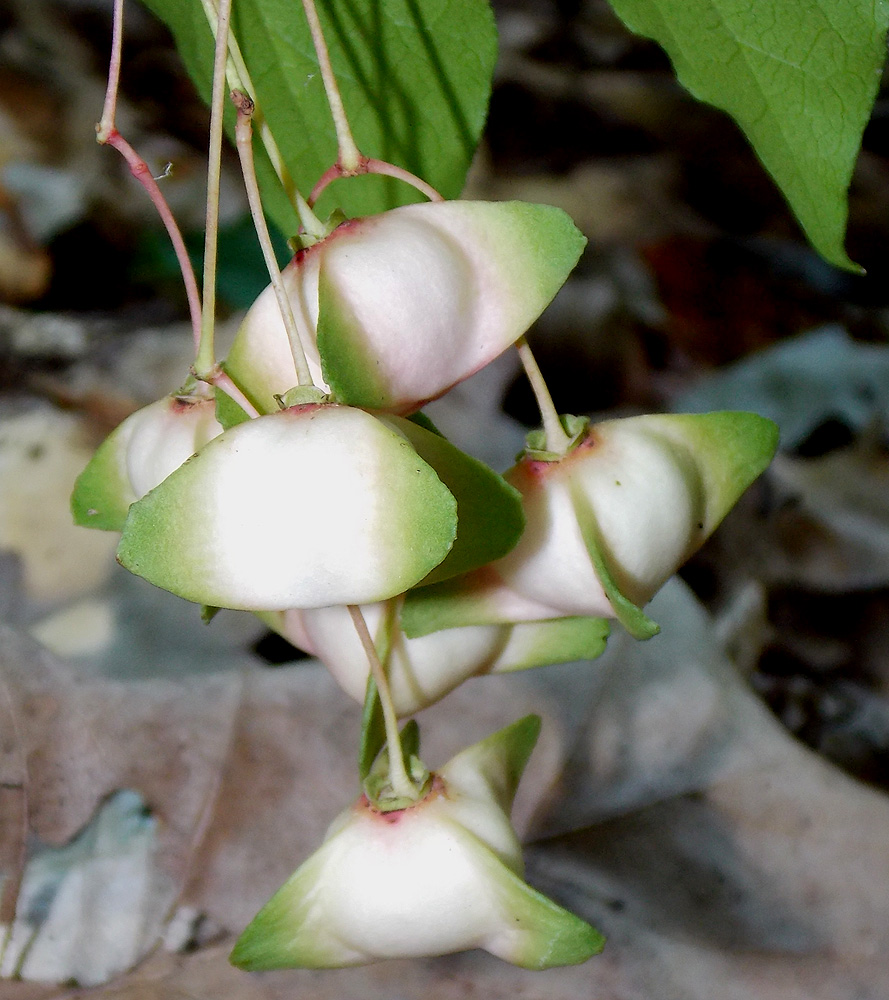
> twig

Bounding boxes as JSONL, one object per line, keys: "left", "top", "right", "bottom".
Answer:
{"left": 310, "top": 158, "right": 445, "bottom": 207}
{"left": 515, "top": 336, "right": 572, "bottom": 455}
{"left": 300, "top": 0, "right": 361, "bottom": 172}
{"left": 96, "top": 0, "right": 202, "bottom": 351}
{"left": 348, "top": 605, "right": 418, "bottom": 801}
{"left": 194, "top": 0, "right": 234, "bottom": 378}
{"left": 233, "top": 92, "right": 314, "bottom": 386}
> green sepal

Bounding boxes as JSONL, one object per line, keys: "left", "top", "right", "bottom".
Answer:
{"left": 214, "top": 385, "right": 251, "bottom": 430}
{"left": 524, "top": 414, "right": 590, "bottom": 462}
{"left": 277, "top": 385, "right": 329, "bottom": 409}
{"left": 398, "top": 719, "right": 421, "bottom": 761}
{"left": 568, "top": 477, "right": 660, "bottom": 641}
{"left": 70, "top": 423, "right": 136, "bottom": 532}
{"left": 363, "top": 720, "right": 431, "bottom": 812}
{"left": 200, "top": 605, "right": 221, "bottom": 624}
{"left": 385, "top": 417, "right": 525, "bottom": 586}
{"left": 288, "top": 210, "right": 345, "bottom": 254}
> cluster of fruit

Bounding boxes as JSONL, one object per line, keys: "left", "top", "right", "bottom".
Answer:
{"left": 72, "top": 194, "right": 776, "bottom": 969}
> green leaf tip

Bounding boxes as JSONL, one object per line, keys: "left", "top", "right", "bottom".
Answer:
{"left": 606, "top": 0, "right": 889, "bottom": 270}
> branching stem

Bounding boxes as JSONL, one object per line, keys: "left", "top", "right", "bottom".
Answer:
{"left": 193, "top": 0, "right": 233, "bottom": 378}
{"left": 516, "top": 336, "right": 573, "bottom": 455}
{"left": 233, "top": 93, "right": 314, "bottom": 386}
{"left": 96, "top": 0, "right": 124, "bottom": 145}
{"left": 198, "top": 0, "right": 326, "bottom": 240}
{"left": 300, "top": 0, "right": 362, "bottom": 172}
{"left": 347, "top": 605, "right": 419, "bottom": 801}
{"left": 96, "top": 0, "right": 202, "bottom": 352}
{"left": 310, "top": 158, "right": 445, "bottom": 207}
{"left": 211, "top": 367, "right": 261, "bottom": 417}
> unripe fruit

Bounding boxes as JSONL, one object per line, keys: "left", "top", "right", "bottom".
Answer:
{"left": 266, "top": 604, "right": 609, "bottom": 715}
{"left": 116, "top": 404, "right": 458, "bottom": 610}
{"left": 225, "top": 200, "right": 586, "bottom": 414}
{"left": 496, "top": 413, "right": 778, "bottom": 621}
{"left": 230, "top": 717, "right": 602, "bottom": 970}
{"left": 402, "top": 412, "right": 778, "bottom": 640}
{"left": 268, "top": 604, "right": 505, "bottom": 715}
{"left": 71, "top": 395, "right": 223, "bottom": 532}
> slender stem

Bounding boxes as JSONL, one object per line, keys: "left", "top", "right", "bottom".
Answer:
{"left": 210, "top": 368, "right": 261, "bottom": 417}
{"left": 194, "top": 0, "right": 233, "bottom": 378}
{"left": 198, "top": 0, "right": 327, "bottom": 240}
{"left": 516, "top": 336, "right": 572, "bottom": 455}
{"left": 96, "top": 0, "right": 124, "bottom": 144}
{"left": 96, "top": 0, "right": 202, "bottom": 350}
{"left": 233, "top": 92, "right": 314, "bottom": 386}
{"left": 300, "top": 0, "right": 362, "bottom": 172}
{"left": 365, "top": 159, "right": 444, "bottom": 202}
{"left": 310, "top": 158, "right": 445, "bottom": 207}
{"left": 347, "top": 605, "right": 418, "bottom": 801}
{"left": 104, "top": 133, "right": 204, "bottom": 352}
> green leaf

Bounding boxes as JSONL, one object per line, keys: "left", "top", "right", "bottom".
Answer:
{"left": 607, "top": 0, "right": 889, "bottom": 269}
{"left": 140, "top": 0, "right": 497, "bottom": 231}
{"left": 384, "top": 416, "right": 525, "bottom": 585}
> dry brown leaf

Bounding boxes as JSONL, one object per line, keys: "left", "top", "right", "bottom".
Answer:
{"left": 3, "top": 579, "right": 889, "bottom": 997}
{"left": 0, "top": 405, "right": 118, "bottom": 606}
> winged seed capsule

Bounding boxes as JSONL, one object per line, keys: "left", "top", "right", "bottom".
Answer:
{"left": 71, "top": 394, "right": 223, "bottom": 532}
{"left": 224, "top": 200, "right": 586, "bottom": 414}
{"left": 402, "top": 411, "right": 779, "bottom": 640}
{"left": 496, "top": 412, "right": 779, "bottom": 627}
{"left": 230, "top": 716, "right": 603, "bottom": 970}
{"left": 115, "top": 403, "right": 459, "bottom": 610}
{"left": 264, "top": 603, "right": 608, "bottom": 715}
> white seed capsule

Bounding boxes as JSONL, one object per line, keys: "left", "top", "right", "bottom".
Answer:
{"left": 226, "top": 200, "right": 586, "bottom": 414}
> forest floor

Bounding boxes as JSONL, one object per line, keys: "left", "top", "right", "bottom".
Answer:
{"left": 2, "top": 1, "right": 889, "bottom": 997}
